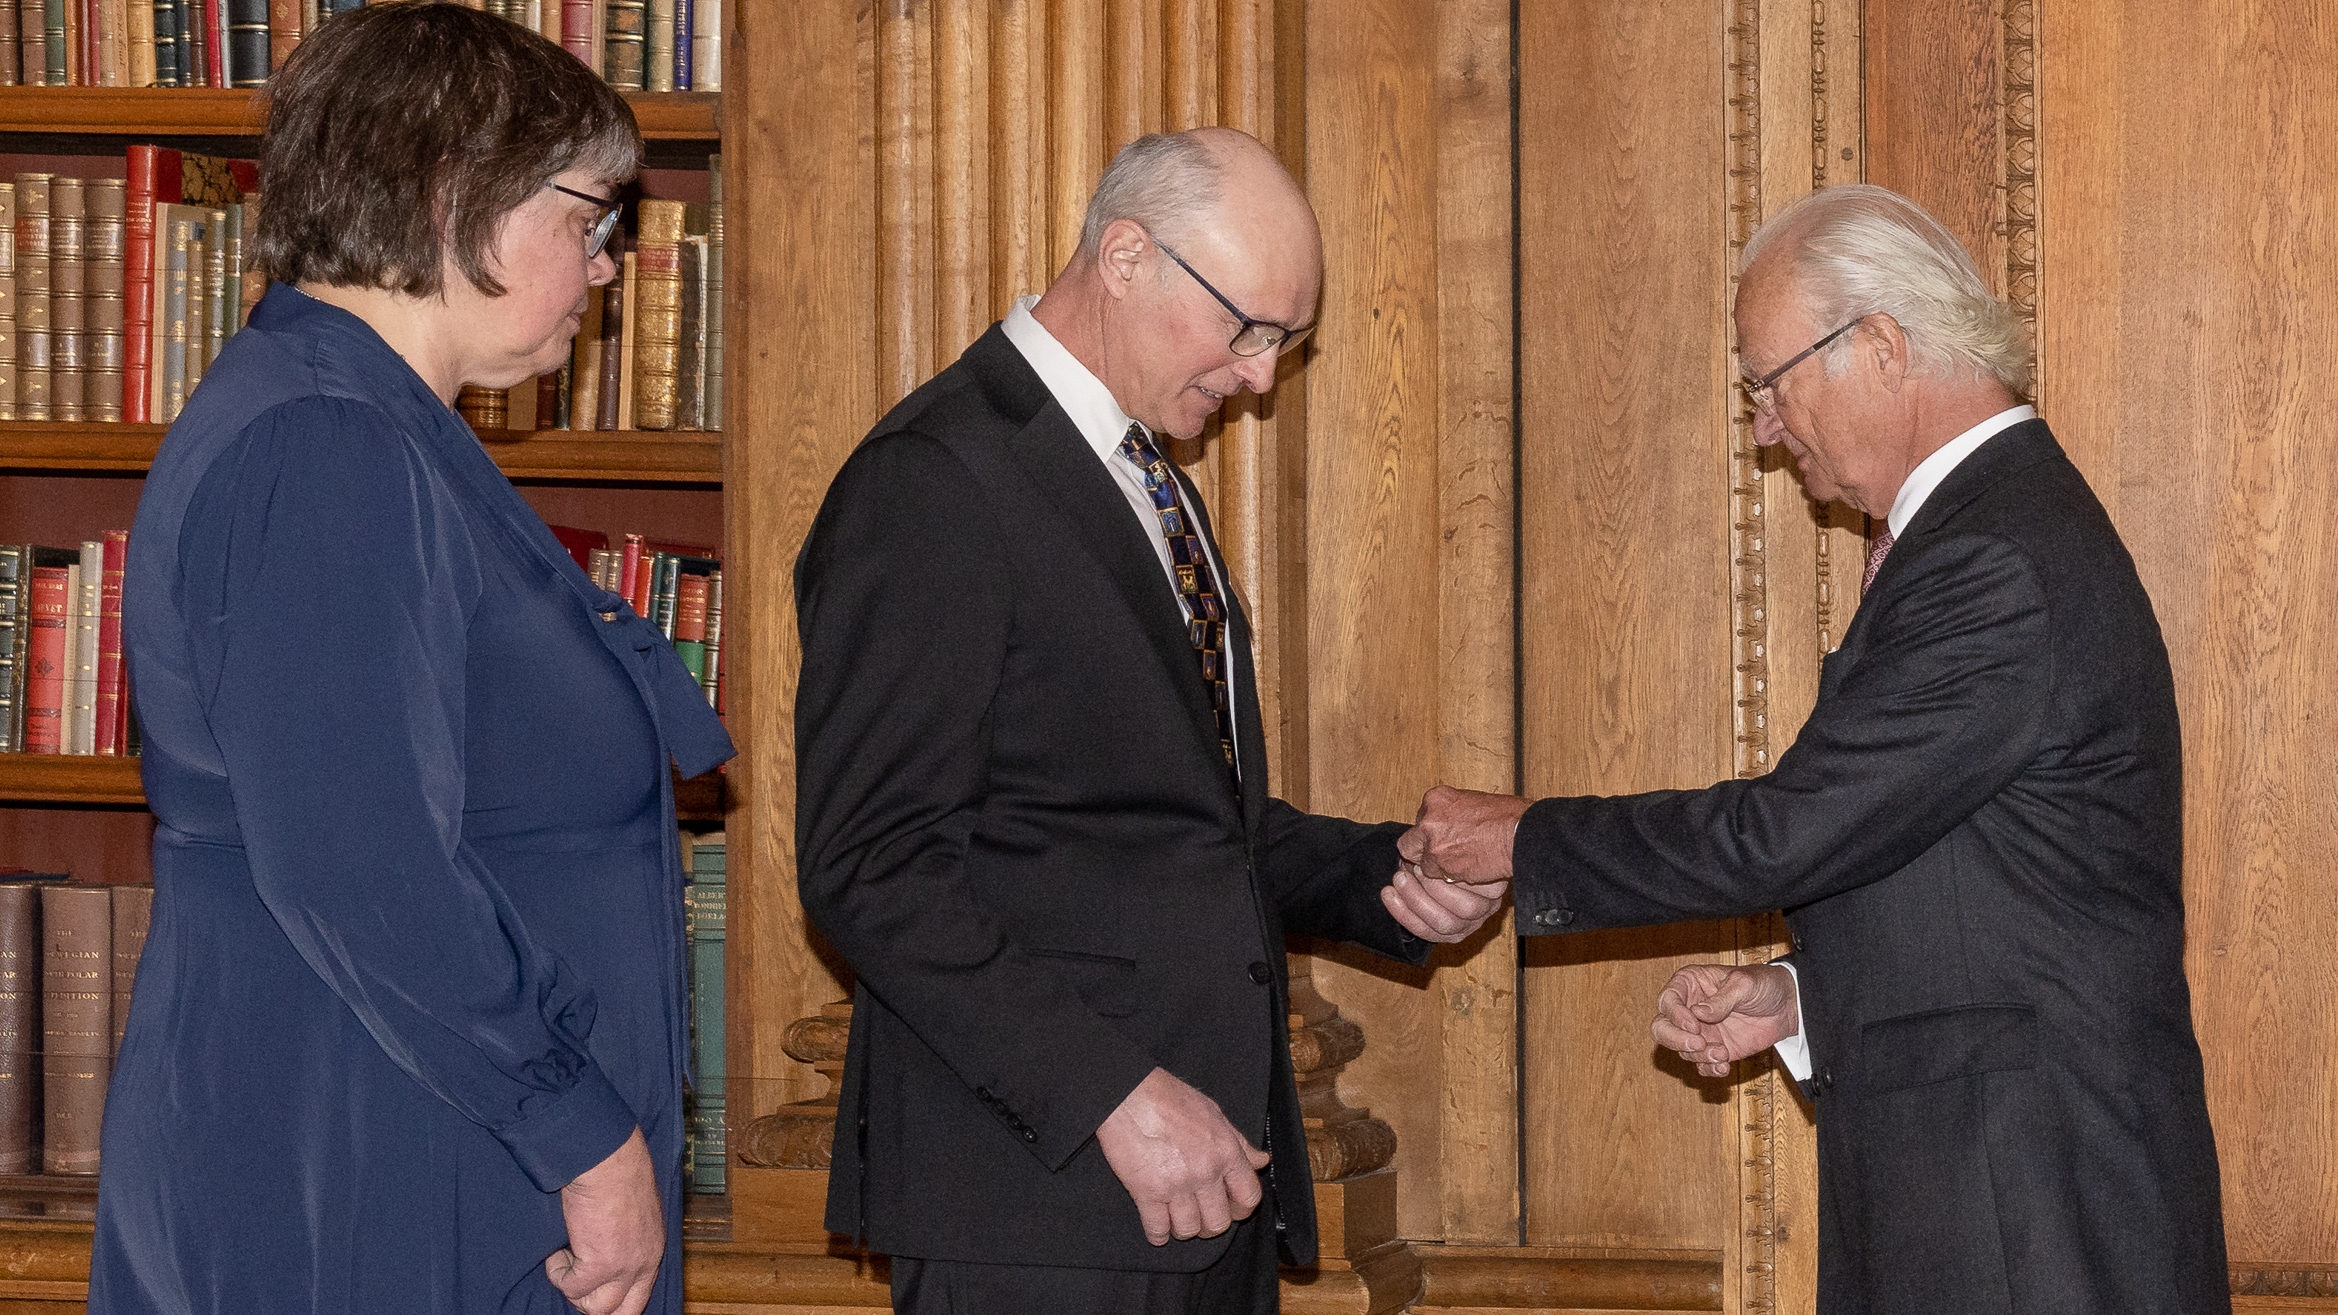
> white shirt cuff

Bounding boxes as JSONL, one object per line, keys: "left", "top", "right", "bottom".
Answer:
{"left": 1770, "top": 959, "right": 1813, "bottom": 1081}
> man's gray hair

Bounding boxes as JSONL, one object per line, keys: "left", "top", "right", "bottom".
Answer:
{"left": 1078, "top": 132, "right": 1221, "bottom": 261}
{"left": 1744, "top": 184, "right": 2032, "bottom": 398}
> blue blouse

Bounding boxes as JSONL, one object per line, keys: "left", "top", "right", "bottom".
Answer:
{"left": 90, "top": 284, "right": 732, "bottom": 1315}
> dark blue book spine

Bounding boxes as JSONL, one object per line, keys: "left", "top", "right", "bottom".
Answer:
{"left": 224, "top": 0, "right": 266, "bottom": 88}
{"left": 151, "top": 2, "right": 179, "bottom": 86}
{"left": 672, "top": 0, "right": 691, "bottom": 90}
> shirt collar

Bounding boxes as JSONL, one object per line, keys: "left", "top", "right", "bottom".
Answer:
{"left": 1001, "top": 295, "right": 1146, "bottom": 462}
{"left": 1887, "top": 404, "right": 2037, "bottom": 537}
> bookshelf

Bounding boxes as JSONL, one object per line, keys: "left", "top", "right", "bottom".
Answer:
{"left": 0, "top": 38, "right": 748, "bottom": 1303}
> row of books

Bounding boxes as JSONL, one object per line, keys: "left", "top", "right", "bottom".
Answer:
{"left": 0, "top": 146, "right": 260, "bottom": 424}
{"left": 0, "top": 0, "right": 723, "bottom": 92}
{"left": 0, "top": 536, "right": 135, "bottom": 758}
{"left": 682, "top": 829, "right": 721, "bottom": 1193}
{"left": 547, "top": 525, "right": 724, "bottom": 710}
{"left": 453, "top": 171, "right": 726, "bottom": 436}
{"left": 0, "top": 878, "right": 151, "bottom": 1177}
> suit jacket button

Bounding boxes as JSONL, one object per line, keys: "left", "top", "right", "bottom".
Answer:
{"left": 1022, "top": 1128, "right": 1038, "bottom": 1143}
{"left": 1247, "top": 961, "right": 1273, "bottom": 985}
{"left": 1820, "top": 1068, "right": 1835, "bottom": 1091}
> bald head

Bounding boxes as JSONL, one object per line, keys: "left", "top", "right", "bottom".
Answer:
{"left": 1038, "top": 127, "right": 1322, "bottom": 440}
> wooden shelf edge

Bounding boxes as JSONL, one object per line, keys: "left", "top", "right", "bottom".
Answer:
{"left": 0, "top": 422, "right": 721, "bottom": 483}
{"left": 0, "top": 756, "right": 724, "bottom": 815}
{"left": 0, "top": 88, "right": 717, "bottom": 140}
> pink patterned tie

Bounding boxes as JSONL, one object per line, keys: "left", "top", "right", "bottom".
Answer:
{"left": 1861, "top": 531, "right": 1896, "bottom": 592}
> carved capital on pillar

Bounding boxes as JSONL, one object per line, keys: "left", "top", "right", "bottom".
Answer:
{"left": 1286, "top": 956, "right": 1398, "bottom": 1183}
{"left": 735, "top": 999, "right": 850, "bottom": 1170}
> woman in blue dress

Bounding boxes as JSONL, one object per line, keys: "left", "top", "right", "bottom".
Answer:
{"left": 90, "top": 8, "right": 731, "bottom": 1315}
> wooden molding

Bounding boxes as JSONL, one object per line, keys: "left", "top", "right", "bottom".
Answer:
{"left": 1413, "top": 1245, "right": 1725, "bottom": 1312}
{"left": 0, "top": 88, "right": 716, "bottom": 140}
{"left": 0, "top": 422, "right": 721, "bottom": 484}
{"left": 2001, "top": 0, "right": 2040, "bottom": 387}
{"left": 0, "top": 755, "right": 723, "bottom": 819}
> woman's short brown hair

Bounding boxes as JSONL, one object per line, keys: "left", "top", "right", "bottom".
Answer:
{"left": 253, "top": 1, "right": 642, "bottom": 298}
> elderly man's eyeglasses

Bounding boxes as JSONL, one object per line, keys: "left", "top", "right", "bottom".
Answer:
{"left": 550, "top": 183, "right": 623, "bottom": 259}
{"left": 1154, "top": 237, "right": 1314, "bottom": 358}
{"left": 1739, "top": 318, "right": 1861, "bottom": 413}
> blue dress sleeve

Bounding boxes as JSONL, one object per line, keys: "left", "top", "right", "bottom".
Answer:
{"left": 187, "top": 397, "right": 640, "bottom": 1191}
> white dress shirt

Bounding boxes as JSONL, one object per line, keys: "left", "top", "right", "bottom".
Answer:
{"left": 998, "top": 296, "right": 1245, "bottom": 773}
{"left": 1769, "top": 403, "right": 2037, "bottom": 1081}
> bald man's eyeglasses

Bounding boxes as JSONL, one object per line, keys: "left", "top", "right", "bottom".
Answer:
{"left": 1739, "top": 317, "right": 1861, "bottom": 413}
{"left": 1155, "top": 238, "right": 1315, "bottom": 358}
{"left": 549, "top": 183, "right": 623, "bottom": 259}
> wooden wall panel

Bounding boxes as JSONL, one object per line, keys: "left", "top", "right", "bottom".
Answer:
{"left": 2036, "top": 0, "right": 2338, "bottom": 1269}
{"left": 1516, "top": 0, "right": 1738, "bottom": 1252}
{"left": 1299, "top": 0, "right": 1448, "bottom": 1242}
{"left": 725, "top": 0, "right": 876, "bottom": 1121}
{"left": 1861, "top": 0, "right": 2002, "bottom": 284}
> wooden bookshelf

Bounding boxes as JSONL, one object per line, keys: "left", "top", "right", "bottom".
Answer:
{"left": 0, "top": 421, "right": 722, "bottom": 483}
{"left": 0, "top": 755, "right": 728, "bottom": 819}
{"left": 0, "top": 87, "right": 718, "bottom": 140}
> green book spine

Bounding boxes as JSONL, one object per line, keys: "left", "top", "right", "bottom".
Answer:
{"left": 687, "top": 837, "right": 724, "bottom": 1194}
{"left": 649, "top": 553, "right": 678, "bottom": 639}
{"left": 160, "top": 215, "right": 192, "bottom": 422}
{"left": 40, "top": 0, "right": 60, "bottom": 85}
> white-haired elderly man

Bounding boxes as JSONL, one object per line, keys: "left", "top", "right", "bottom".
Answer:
{"left": 1402, "top": 184, "right": 2229, "bottom": 1315}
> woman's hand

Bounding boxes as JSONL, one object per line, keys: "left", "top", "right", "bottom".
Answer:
{"left": 545, "top": 1128, "right": 664, "bottom": 1315}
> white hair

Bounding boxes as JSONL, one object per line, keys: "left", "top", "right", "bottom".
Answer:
{"left": 1744, "top": 184, "right": 2032, "bottom": 398}
{"left": 1077, "top": 132, "right": 1221, "bottom": 262}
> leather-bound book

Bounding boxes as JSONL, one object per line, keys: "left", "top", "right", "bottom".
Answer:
{"left": 617, "top": 532, "right": 644, "bottom": 610}
{"left": 93, "top": 530, "right": 125, "bottom": 755}
{"left": 40, "top": 883, "right": 111, "bottom": 1175}
{"left": 601, "top": 0, "right": 642, "bottom": 89}
{"left": 706, "top": 152, "right": 722, "bottom": 430}
{"left": 69, "top": 543, "right": 100, "bottom": 756}
{"left": 631, "top": 200, "right": 682, "bottom": 431}
{"left": 675, "top": 232, "right": 706, "bottom": 431}
{"left": 85, "top": 179, "right": 124, "bottom": 422}
{"left": 0, "top": 181, "right": 16, "bottom": 420}
{"left": 0, "top": 882, "right": 40, "bottom": 1173}
{"left": 534, "top": 369, "right": 558, "bottom": 430}
{"left": 41, "top": 0, "right": 63, "bottom": 86}
{"left": 558, "top": 0, "right": 588, "bottom": 64}
{"left": 238, "top": 198, "right": 263, "bottom": 327}
{"left": 669, "top": 0, "right": 686, "bottom": 89}
{"left": 96, "top": 0, "right": 127, "bottom": 85}
{"left": 685, "top": 833, "right": 725, "bottom": 1192}
{"left": 455, "top": 384, "right": 506, "bottom": 432}
{"left": 158, "top": 208, "right": 201, "bottom": 423}
{"left": 200, "top": 206, "right": 227, "bottom": 375}
{"left": 223, "top": 0, "right": 261, "bottom": 85}
{"left": 615, "top": 249, "right": 637, "bottom": 428}
{"left": 14, "top": 173, "right": 49, "bottom": 421}
{"left": 670, "top": 563, "right": 708, "bottom": 682}
{"left": 693, "top": 0, "right": 716, "bottom": 91}
{"left": 698, "top": 567, "right": 721, "bottom": 705}
{"left": 594, "top": 261, "right": 623, "bottom": 431}
{"left": 0, "top": 2, "right": 15, "bottom": 83}
{"left": 262, "top": 0, "right": 291, "bottom": 73}
{"left": 47, "top": 177, "right": 83, "bottom": 422}
{"left": 0, "top": 547, "right": 23, "bottom": 750}
{"left": 22, "top": 550, "right": 73, "bottom": 755}
{"left": 126, "top": 0, "right": 151, "bottom": 84}
{"left": 124, "top": 146, "right": 183, "bottom": 421}
{"left": 11, "top": 1, "right": 32, "bottom": 84}
{"left": 110, "top": 884, "right": 151, "bottom": 1057}
{"left": 150, "top": 0, "right": 175, "bottom": 85}
{"left": 568, "top": 282, "right": 601, "bottom": 430}
{"left": 642, "top": 0, "right": 669, "bottom": 92}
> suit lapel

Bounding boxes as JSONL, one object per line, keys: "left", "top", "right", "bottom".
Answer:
{"left": 965, "top": 331, "right": 1229, "bottom": 766}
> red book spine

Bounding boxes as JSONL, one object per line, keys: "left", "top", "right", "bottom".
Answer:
{"left": 122, "top": 147, "right": 158, "bottom": 423}
{"left": 560, "top": 0, "right": 591, "bottom": 64}
{"left": 77, "top": 0, "right": 95, "bottom": 86}
{"left": 618, "top": 533, "right": 644, "bottom": 611}
{"left": 673, "top": 572, "right": 708, "bottom": 644}
{"left": 23, "top": 569, "right": 68, "bottom": 756}
{"left": 201, "top": 0, "right": 222, "bottom": 88}
{"left": 92, "top": 531, "right": 125, "bottom": 756}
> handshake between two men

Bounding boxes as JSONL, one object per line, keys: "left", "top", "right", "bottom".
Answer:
{"left": 1391, "top": 784, "right": 1799, "bottom": 1079}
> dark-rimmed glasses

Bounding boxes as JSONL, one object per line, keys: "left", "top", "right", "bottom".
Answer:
{"left": 550, "top": 183, "right": 622, "bottom": 259}
{"left": 1739, "top": 317, "right": 1861, "bottom": 413}
{"left": 1154, "top": 237, "right": 1314, "bottom": 358}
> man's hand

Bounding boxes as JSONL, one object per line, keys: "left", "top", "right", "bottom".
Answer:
{"left": 1096, "top": 1067, "right": 1273, "bottom": 1246}
{"left": 1398, "top": 784, "right": 1533, "bottom": 884}
{"left": 1380, "top": 864, "right": 1509, "bottom": 942}
{"left": 546, "top": 1127, "right": 664, "bottom": 1315}
{"left": 1651, "top": 963, "right": 1801, "bottom": 1077}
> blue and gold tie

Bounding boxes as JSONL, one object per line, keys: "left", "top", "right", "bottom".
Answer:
{"left": 1118, "top": 423, "right": 1239, "bottom": 779}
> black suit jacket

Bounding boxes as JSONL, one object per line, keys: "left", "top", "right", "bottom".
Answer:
{"left": 794, "top": 325, "right": 1429, "bottom": 1272}
{"left": 1510, "top": 421, "right": 2228, "bottom": 1315}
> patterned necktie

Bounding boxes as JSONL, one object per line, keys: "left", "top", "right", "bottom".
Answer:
{"left": 1117, "top": 423, "right": 1239, "bottom": 778}
{"left": 1862, "top": 531, "right": 1897, "bottom": 592}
